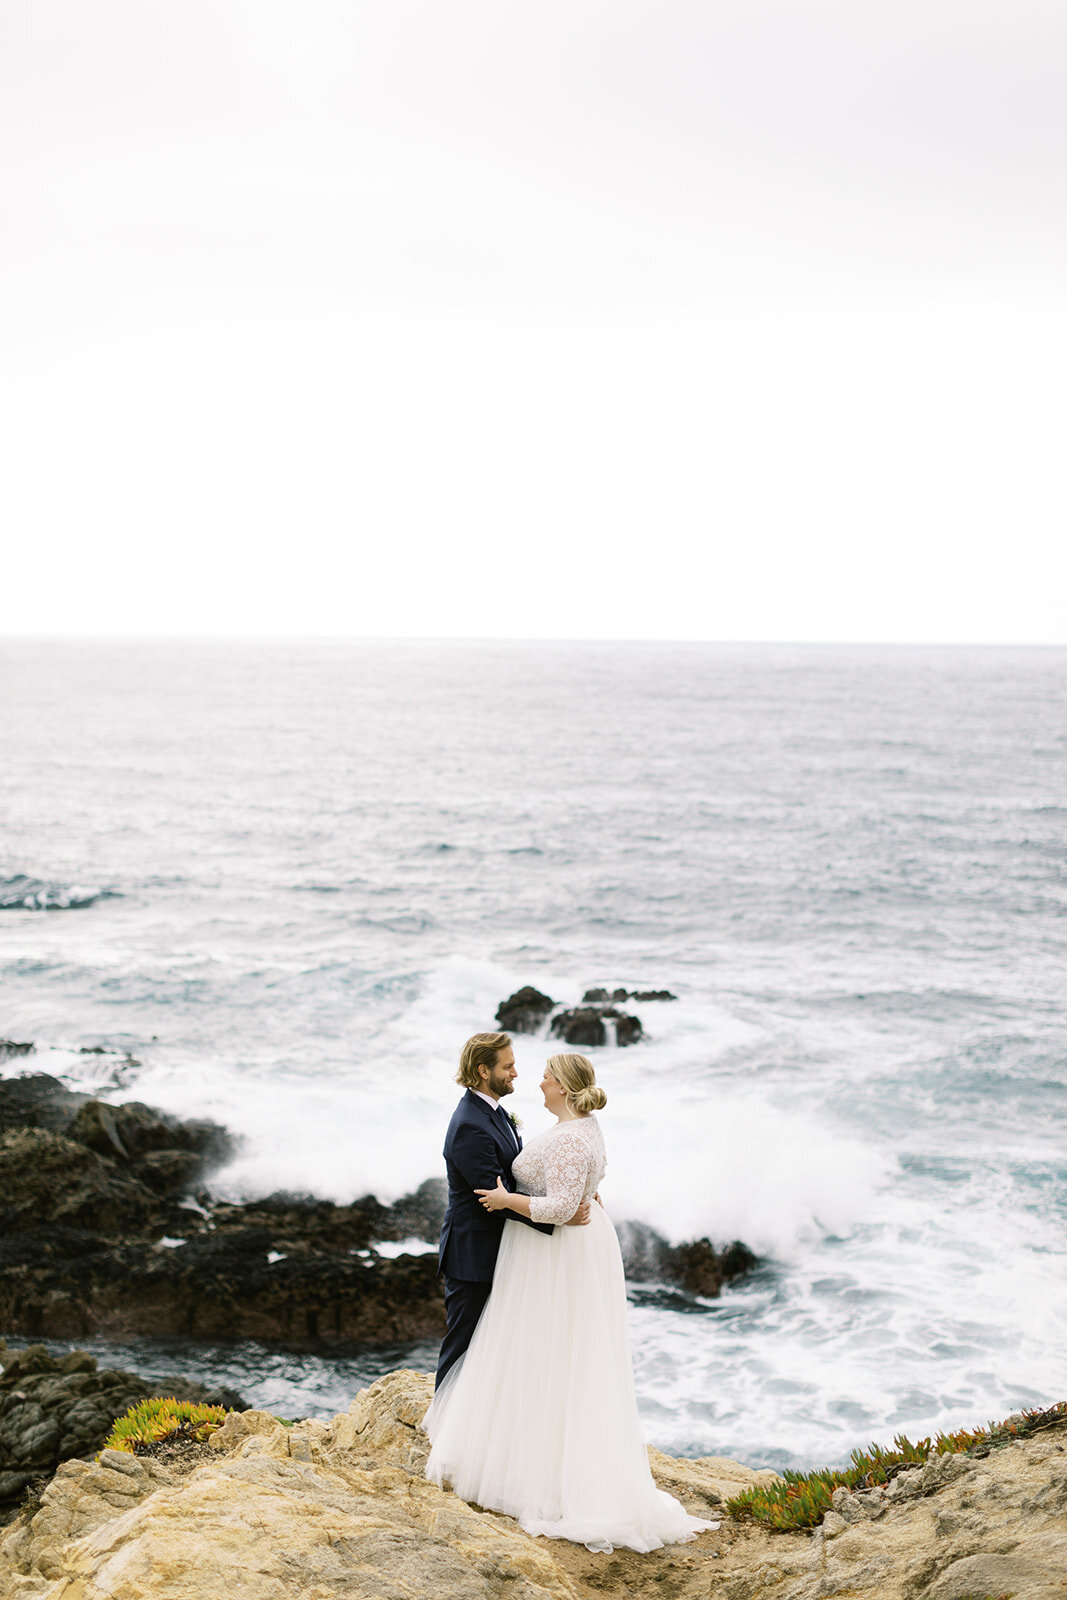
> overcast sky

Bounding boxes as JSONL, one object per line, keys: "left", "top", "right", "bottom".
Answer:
{"left": 2, "top": 1, "right": 1065, "bottom": 642}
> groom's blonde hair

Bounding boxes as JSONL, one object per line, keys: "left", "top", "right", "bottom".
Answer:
{"left": 457, "top": 1032, "right": 511, "bottom": 1089}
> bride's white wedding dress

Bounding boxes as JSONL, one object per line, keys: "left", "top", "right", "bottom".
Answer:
{"left": 423, "top": 1114, "right": 716, "bottom": 1553}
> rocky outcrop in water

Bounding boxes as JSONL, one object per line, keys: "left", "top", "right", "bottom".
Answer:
{"left": 548, "top": 1006, "right": 643, "bottom": 1048}
{"left": 0, "top": 1341, "right": 242, "bottom": 1524}
{"left": 583, "top": 987, "right": 677, "bottom": 1003}
{"left": 495, "top": 983, "right": 672, "bottom": 1047}
{"left": 3, "top": 1370, "right": 1066, "bottom": 1600}
{"left": 494, "top": 986, "right": 556, "bottom": 1033}
{"left": 617, "top": 1223, "right": 759, "bottom": 1298}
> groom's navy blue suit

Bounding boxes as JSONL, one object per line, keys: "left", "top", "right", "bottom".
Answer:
{"left": 435, "top": 1089, "right": 553, "bottom": 1388}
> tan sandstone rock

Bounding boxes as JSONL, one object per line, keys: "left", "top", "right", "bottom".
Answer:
{"left": 2, "top": 1371, "right": 1066, "bottom": 1600}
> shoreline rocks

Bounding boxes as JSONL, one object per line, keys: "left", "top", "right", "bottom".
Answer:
{"left": 0, "top": 1068, "right": 758, "bottom": 1352}
{"left": 0, "top": 1340, "right": 244, "bottom": 1524}
{"left": 0, "top": 1074, "right": 448, "bottom": 1350}
{"left": 3, "top": 1371, "right": 1066, "bottom": 1600}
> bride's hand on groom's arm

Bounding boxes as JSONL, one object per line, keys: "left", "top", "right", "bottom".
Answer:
{"left": 474, "top": 1181, "right": 591, "bottom": 1226}
{"left": 475, "top": 1177, "right": 529, "bottom": 1215}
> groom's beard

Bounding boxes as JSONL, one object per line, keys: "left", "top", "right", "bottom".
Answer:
{"left": 486, "top": 1070, "right": 515, "bottom": 1099}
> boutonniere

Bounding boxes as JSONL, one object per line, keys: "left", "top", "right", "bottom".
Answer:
{"left": 509, "top": 1112, "right": 523, "bottom": 1131}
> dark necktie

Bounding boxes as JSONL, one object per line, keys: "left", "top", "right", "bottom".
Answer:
{"left": 495, "top": 1104, "right": 519, "bottom": 1151}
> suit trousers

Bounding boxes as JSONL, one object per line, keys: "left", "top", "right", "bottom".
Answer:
{"left": 435, "top": 1276, "right": 492, "bottom": 1389}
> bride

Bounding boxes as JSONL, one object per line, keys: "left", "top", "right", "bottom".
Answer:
{"left": 423, "top": 1051, "right": 716, "bottom": 1554}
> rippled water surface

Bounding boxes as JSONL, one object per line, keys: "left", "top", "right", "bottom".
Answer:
{"left": 2, "top": 638, "right": 1066, "bottom": 1468}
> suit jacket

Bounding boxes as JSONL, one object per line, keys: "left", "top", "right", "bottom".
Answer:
{"left": 438, "top": 1089, "right": 553, "bottom": 1281}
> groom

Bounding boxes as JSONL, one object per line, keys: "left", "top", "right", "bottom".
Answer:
{"left": 435, "top": 1030, "right": 589, "bottom": 1388}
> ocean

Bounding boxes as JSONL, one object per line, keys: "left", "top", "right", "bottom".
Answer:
{"left": 2, "top": 637, "right": 1066, "bottom": 1471}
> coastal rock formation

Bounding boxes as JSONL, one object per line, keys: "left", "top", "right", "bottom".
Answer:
{"left": 0, "top": 1068, "right": 756, "bottom": 1347}
{"left": 495, "top": 986, "right": 657, "bottom": 1045}
{"left": 549, "top": 1007, "right": 643, "bottom": 1048}
{"left": 0, "top": 1074, "right": 233, "bottom": 1190}
{"left": 3, "top": 1370, "right": 1066, "bottom": 1600}
{"left": 617, "top": 1223, "right": 760, "bottom": 1297}
{"left": 582, "top": 988, "right": 676, "bottom": 1004}
{"left": 0, "top": 1342, "right": 242, "bottom": 1523}
{"left": 495, "top": 987, "right": 556, "bottom": 1033}
{"left": 0, "top": 1074, "right": 449, "bottom": 1348}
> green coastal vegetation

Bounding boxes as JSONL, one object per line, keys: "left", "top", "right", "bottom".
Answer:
{"left": 727, "top": 1400, "right": 1067, "bottom": 1531}
{"left": 102, "top": 1398, "right": 227, "bottom": 1455}
{"left": 97, "top": 1388, "right": 1067, "bottom": 1541}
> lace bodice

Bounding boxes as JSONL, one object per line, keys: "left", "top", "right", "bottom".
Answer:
{"left": 512, "top": 1115, "right": 606, "bottom": 1225}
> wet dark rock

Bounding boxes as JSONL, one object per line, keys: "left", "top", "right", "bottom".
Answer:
{"left": 0, "top": 1340, "right": 245, "bottom": 1517}
{"left": 0, "top": 1041, "right": 34, "bottom": 1058}
{"left": 0, "top": 1087, "right": 447, "bottom": 1350}
{"left": 549, "top": 1007, "right": 643, "bottom": 1048}
{"left": 132, "top": 1150, "right": 206, "bottom": 1195}
{"left": 549, "top": 1007, "right": 606, "bottom": 1047}
{"left": 581, "top": 988, "right": 676, "bottom": 1004}
{"left": 388, "top": 1178, "right": 448, "bottom": 1240}
{"left": 495, "top": 986, "right": 556, "bottom": 1034}
{"left": 0, "top": 1076, "right": 234, "bottom": 1187}
{"left": 616, "top": 1221, "right": 759, "bottom": 1298}
{"left": 717, "top": 1240, "right": 760, "bottom": 1280}
{"left": 0, "top": 1068, "right": 752, "bottom": 1355}
{"left": 0, "top": 1074, "right": 79, "bottom": 1135}
{"left": 0, "top": 1129, "right": 157, "bottom": 1234}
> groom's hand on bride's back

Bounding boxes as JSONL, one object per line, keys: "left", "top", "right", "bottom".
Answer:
{"left": 564, "top": 1201, "right": 591, "bottom": 1226}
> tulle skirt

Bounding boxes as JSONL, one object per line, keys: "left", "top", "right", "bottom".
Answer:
{"left": 423, "top": 1202, "right": 717, "bottom": 1553}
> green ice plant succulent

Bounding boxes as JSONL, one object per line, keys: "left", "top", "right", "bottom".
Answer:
{"left": 102, "top": 1397, "right": 228, "bottom": 1455}
{"left": 727, "top": 1401, "right": 1067, "bottom": 1533}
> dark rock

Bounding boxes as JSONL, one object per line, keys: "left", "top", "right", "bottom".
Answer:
{"left": 0, "top": 1341, "right": 247, "bottom": 1510}
{"left": 0, "top": 1074, "right": 83, "bottom": 1136}
{"left": 0, "top": 1041, "right": 34, "bottom": 1058}
{"left": 616, "top": 1221, "right": 760, "bottom": 1298}
{"left": 612, "top": 1012, "right": 643, "bottom": 1046}
{"left": 0, "top": 1074, "right": 446, "bottom": 1351}
{"left": 387, "top": 1178, "right": 447, "bottom": 1240}
{"left": 0, "top": 1129, "right": 156, "bottom": 1234}
{"left": 132, "top": 1150, "right": 207, "bottom": 1195}
{"left": 0, "top": 1471, "right": 32, "bottom": 1503}
{"left": 495, "top": 987, "right": 555, "bottom": 1034}
{"left": 66, "top": 1096, "right": 233, "bottom": 1172}
{"left": 549, "top": 1007, "right": 643, "bottom": 1047}
{"left": 717, "top": 1239, "right": 760, "bottom": 1280}
{"left": 615, "top": 1220, "right": 670, "bottom": 1280}
{"left": 550, "top": 1007, "right": 606, "bottom": 1047}
{"left": 0, "top": 1074, "right": 231, "bottom": 1165}
{"left": 658, "top": 1238, "right": 734, "bottom": 1298}
{"left": 582, "top": 987, "right": 677, "bottom": 1004}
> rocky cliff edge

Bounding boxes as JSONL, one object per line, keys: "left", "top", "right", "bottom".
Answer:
{"left": 2, "top": 1370, "right": 1066, "bottom": 1600}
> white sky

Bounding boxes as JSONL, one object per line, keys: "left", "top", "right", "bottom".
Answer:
{"left": 2, "top": 0, "right": 1065, "bottom": 642}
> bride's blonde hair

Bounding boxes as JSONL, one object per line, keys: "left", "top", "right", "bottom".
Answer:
{"left": 546, "top": 1053, "right": 607, "bottom": 1114}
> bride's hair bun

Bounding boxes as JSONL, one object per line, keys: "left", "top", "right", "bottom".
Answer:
{"left": 546, "top": 1053, "right": 607, "bottom": 1114}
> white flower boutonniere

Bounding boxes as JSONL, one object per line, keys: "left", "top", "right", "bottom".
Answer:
{"left": 509, "top": 1112, "right": 523, "bottom": 1132}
